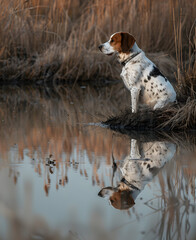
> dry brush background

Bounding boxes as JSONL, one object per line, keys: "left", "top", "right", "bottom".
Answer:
{"left": 0, "top": 0, "right": 195, "bottom": 88}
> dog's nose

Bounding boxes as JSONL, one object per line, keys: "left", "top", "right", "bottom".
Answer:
{"left": 98, "top": 45, "right": 103, "bottom": 51}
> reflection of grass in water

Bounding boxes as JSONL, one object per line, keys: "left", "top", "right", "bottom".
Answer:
{"left": 0, "top": 85, "right": 129, "bottom": 239}
{"left": 0, "top": 85, "right": 130, "bottom": 192}
{"left": 0, "top": 87, "right": 196, "bottom": 239}
{"left": 0, "top": 85, "right": 127, "bottom": 160}
{"left": 150, "top": 152, "right": 196, "bottom": 240}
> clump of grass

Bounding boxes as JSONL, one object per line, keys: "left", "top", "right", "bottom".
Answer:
{"left": 0, "top": 0, "right": 195, "bottom": 86}
{"left": 103, "top": 99, "right": 196, "bottom": 131}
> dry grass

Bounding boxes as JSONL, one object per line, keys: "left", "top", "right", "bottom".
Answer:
{"left": 0, "top": 0, "right": 195, "bottom": 87}
{"left": 103, "top": 99, "right": 196, "bottom": 131}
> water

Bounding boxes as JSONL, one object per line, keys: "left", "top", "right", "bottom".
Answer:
{"left": 0, "top": 85, "right": 195, "bottom": 240}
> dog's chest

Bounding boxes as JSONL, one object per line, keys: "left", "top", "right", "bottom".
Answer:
{"left": 120, "top": 64, "right": 142, "bottom": 89}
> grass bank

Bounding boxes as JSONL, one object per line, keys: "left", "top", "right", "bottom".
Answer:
{"left": 103, "top": 100, "right": 196, "bottom": 131}
{"left": 0, "top": 0, "right": 195, "bottom": 87}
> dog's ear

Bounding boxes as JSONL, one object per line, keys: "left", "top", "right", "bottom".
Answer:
{"left": 109, "top": 191, "right": 135, "bottom": 210}
{"left": 98, "top": 187, "right": 114, "bottom": 198}
{"left": 121, "top": 32, "right": 135, "bottom": 53}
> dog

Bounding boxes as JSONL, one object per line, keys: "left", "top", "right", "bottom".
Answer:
{"left": 99, "top": 32, "right": 176, "bottom": 113}
{"left": 98, "top": 139, "right": 176, "bottom": 210}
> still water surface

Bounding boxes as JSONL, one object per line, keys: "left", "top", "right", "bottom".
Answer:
{"left": 0, "top": 85, "right": 195, "bottom": 240}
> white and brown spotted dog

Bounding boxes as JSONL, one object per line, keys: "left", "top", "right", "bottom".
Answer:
{"left": 99, "top": 32, "right": 176, "bottom": 113}
{"left": 98, "top": 139, "right": 176, "bottom": 210}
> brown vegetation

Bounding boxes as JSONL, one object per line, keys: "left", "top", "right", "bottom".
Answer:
{"left": 103, "top": 99, "right": 196, "bottom": 131}
{"left": 0, "top": 0, "right": 195, "bottom": 87}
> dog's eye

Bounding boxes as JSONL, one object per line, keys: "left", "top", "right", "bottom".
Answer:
{"left": 110, "top": 39, "right": 114, "bottom": 43}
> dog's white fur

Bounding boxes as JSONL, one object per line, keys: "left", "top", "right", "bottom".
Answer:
{"left": 99, "top": 32, "right": 176, "bottom": 113}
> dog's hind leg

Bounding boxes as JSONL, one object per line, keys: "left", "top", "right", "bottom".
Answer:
{"left": 153, "top": 100, "right": 167, "bottom": 110}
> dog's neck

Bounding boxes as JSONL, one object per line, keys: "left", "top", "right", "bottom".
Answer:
{"left": 118, "top": 43, "right": 142, "bottom": 65}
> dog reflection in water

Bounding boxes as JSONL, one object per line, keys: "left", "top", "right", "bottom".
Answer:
{"left": 98, "top": 139, "right": 176, "bottom": 210}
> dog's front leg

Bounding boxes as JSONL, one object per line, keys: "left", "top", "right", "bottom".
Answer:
{"left": 130, "top": 87, "right": 140, "bottom": 113}
{"left": 130, "top": 139, "right": 141, "bottom": 159}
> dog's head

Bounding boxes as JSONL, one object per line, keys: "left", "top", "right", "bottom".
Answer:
{"left": 98, "top": 184, "right": 135, "bottom": 210}
{"left": 98, "top": 32, "right": 136, "bottom": 56}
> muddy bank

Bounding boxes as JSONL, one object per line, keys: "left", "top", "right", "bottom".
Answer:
{"left": 102, "top": 100, "right": 196, "bottom": 131}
